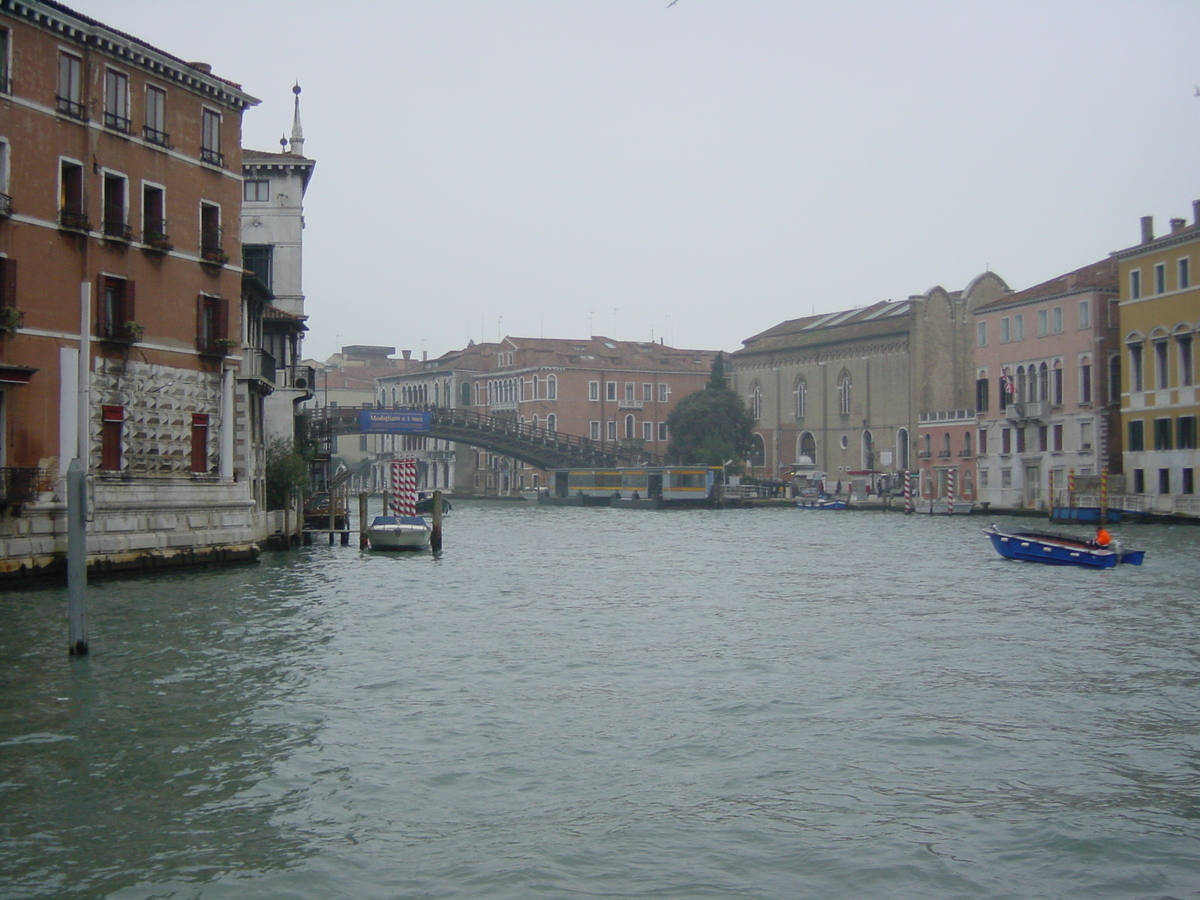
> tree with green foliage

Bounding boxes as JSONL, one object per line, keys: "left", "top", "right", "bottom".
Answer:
{"left": 265, "top": 437, "right": 310, "bottom": 511}
{"left": 665, "top": 352, "right": 755, "bottom": 467}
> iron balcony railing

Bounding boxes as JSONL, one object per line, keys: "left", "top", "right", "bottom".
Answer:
{"left": 0, "top": 192, "right": 10, "bottom": 217}
{"left": 58, "top": 207, "right": 90, "bottom": 232}
{"left": 200, "top": 146, "right": 225, "bottom": 167}
{"left": 143, "top": 125, "right": 170, "bottom": 147}
{"left": 103, "top": 111, "right": 132, "bottom": 133}
{"left": 103, "top": 219, "right": 133, "bottom": 241}
{"left": 55, "top": 95, "right": 87, "bottom": 121}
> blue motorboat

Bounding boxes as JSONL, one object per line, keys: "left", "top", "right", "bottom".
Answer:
{"left": 983, "top": 524, "right": 1145, "bottom": 569}
{"left": 796, "top": 493, "right": 849, "bottom": 510}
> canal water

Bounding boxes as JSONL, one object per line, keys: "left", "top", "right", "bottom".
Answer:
{"left": 2, "top": 504, "right": 1199, "bottom": 900}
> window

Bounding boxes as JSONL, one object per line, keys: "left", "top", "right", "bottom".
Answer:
{"left": 1179, "top": 257, "right": 1191, "bottom": 290}
{"left": 624, "top": 415, "right": 635, "bottom": 439}
{"left": 1154, "top": 263, "right": 1166, "bottom": 295}
{"left": 590, "top": 421, "right": 600, "bottom": 440}
{"left": 1078, "top": 299, "right": 1091, "bottom": 329}
{"left": 606, "top": 420, "right": 616, "bottom": 441}
{"left": 751, "top": 385, "right": 762, "bottom": 419}
{"left": 0, "top": 139, "right": 8, "bottom": 212}
{"left": 1128, "top": 419, "right": 1144, "bottom": 452}
{"left": 1154, "top": 340, "right": 1169, "bottom": 389}
{"left": 642, "top": 383, "right": 652, "bottom": 402}
{"left": 589, "top": 381, "right": 599, "bottom": 401}
{"left": 1179, "top": 334, "right": 1194, "bottom": 387}
{"left": 1013, "top": 314, "right": 1024, "bottom": 341}
{"left": 56, "top": 52, "right": 85, "bottom": 119}
{"left": 1080, "top": 420, "right": 1093, "bottom": 450}
{"left": 1002, "top": 428, "right": 1011, "bottom": 454}
{"left": 200, "top": 203, "right": 222, "bottom": 260}
{"left": 0, "top": 26, "right": 10, "bottom": 93}
{"left": 838, "top": 374, "right": 851, "bottom": 415}
{"left": 1179, "top": 416, "right": 1197, "bottom": 450}
{"left": 1001, "top": 317, "right": 1011, "bottom": 343}
{"left": 624, "top": 382, "right": 635, "bottom": 401}
{"left": 102, "top": 172, "right": 129, "bottom": 240}
{"left": 1129, "top": 342, "right": 1144, "bottom": 392}
{"left": 1038, "top": 425, "right": 1048, "bottom": 452}
{"left": 1159, "top": 468, "right": 1170, "bottom": 495}
{"left": 144, "top": 86, "right": 168, "bottom": 145}
{"left": 0, "top": 256, "right": 16, "bottom": 310}
{"left": 1130, "top": 270, "right": 1141, "bottom": 300}
{"left": 1052, "top": 363, "right": 1063, "bottom": 406}
{"left": 242, "top": 245, "right": 273, "bottom": 289}
{"left": 1109, "top": 355, "right": 1122, "bottom": 402}
{"left": 978, "top": 428, "right": 988, "bottom": 455}
{"left": 1132, "top": 469, "right": 1145, "bottom": 494}
{"left": 796, "top": 378, "right": 807, "bottom": 419}
{"left": 197, "top": 294, "right": 228, "bottom": 352}
{"left": 103, "top": 69, "right": 130, "bottom": 132}
{"left": 201, "top": 109, "right": 223, "bottom": 166}
{"left": 191, "top": 414, "right": 209, "bottom": 473}
{"left": 1052, "top": 424, "right": 1063, "bottom": 452}
{"left": 606, "top": 382, "right": 617, "bottom": 401}
{"left": 59, "top": 160, "right": 87, "bottom": 230}
{"left": 1001, "top": 468, "right": 1012, "bottom": 488}
{"left": 547, "top": 414, "right": 556, "bottom": 434}
{"left": 101, "top": 405, "right": 123, "bottom": 470}
{"left": 658, "top": 383, "right": 669, "bottom": 402}
{"left": 1184, "top": 468, "right": 1195, "bottom": 495}
{"left": 1079, "top": 358, "right": 1092, "bottom": 404}
{"left": 977, "top": 321, "right": 987, "bottom": 347}
{"left": 1051, "top": 306, "right": 1062, "bottom": 334}
{"left": 658, "top": 422, "right": 668, "bottom": 441}
{"left": 643, "top": 421, "right": 652, "bottom": 441}
{"left": 142, "top": 184, "right": 167, "bottom": 245}
{"left": 244, "top": 179, "right": 269, "bottom": 202}
{"left": 1016, "top": 427, "right": 1026, "bottom": 454}
{"left": 1037, "top": 309, "right": 1048, "bottom": 337}
{"left": 1154, "top": 418, "right": 1172, "bottom": 451}
{"left": 97, "top": 275, "right": 134, "bottom": 340}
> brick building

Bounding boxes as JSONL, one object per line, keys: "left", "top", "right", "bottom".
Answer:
{"left": 0, "top": 1, "right": 263, "bottom": 578}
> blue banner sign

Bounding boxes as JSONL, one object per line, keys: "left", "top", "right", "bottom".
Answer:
{"left": 358, "top": 409, "right": 432, "bottom": 434}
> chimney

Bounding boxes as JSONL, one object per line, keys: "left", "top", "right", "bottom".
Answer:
{"left": 1194, "top": 199, "right": 1200, "bottom": 226}
{"left": 1141, "top": 216, "right": 1154, "bottom": 244}
{"left": 401, "top": 349, "right": 412, "bottom": 360}
{"left": 1171, "top": 218, "right": 1187, "bottom": 233}
{"left": 422, "top": 351, "right": 428, "bottom": 362}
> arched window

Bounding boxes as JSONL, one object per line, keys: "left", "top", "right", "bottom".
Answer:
{"left": 798, "top": 431, "right": 817, "bottom": 466}
{"left": 547, "top": 375, "right": 557, "bottom": 400}
{"left": 922, "top": 433, "right": 931, "bottom": 458}
{"left": 1052, "top": 360, "right": 1063, "bottom": 406}
{"left": 750, "top": 383, "right": 762, "bottom": 420}
{"left": 1016, "top": 366, "right": 1028, "bottom": 403}
{"left": 625, "top": 414, "right": 635, "bottom": 439}
{"left": 896, "top": 428, "right": 910, "bottom": 471}
{"left": 1127, "top": 335, "right": 1145, "bottom": 392}
{"left": 1109, "top": 353, "right": 1122, "bottom": 400}
{"left": 532, "top": 375, "right": 540, "bottom": 399}
{"left": 942, "top": 432, "right": 951, "bottom": 457}
{"left": 963, "top": 431, "right": 972, "bottom": 456}
{"left": 390, "top": 387, "right": 397, "bottom": 406}
{"left": 795, "top": 377, "right": 806, "bottom": 419}
{"left": 1038, "top": 362, "right": 1049, "bottom": 402}
{"left": 461, "top": 381, "right": 472, "bottom": 406}
{"left": 838, "top": 372, "right": 851, "bottom": 415}
{"left": 547, "top": 414, "right": 556, "bottom": 434}
{"left": 862, "top": 430, "right": 874, "bottom": 470}
{"left": 531, "top": 415, "right": 539, "bottom": 431}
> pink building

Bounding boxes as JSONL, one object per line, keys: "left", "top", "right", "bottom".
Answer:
{"left": 973, "top": 258, "right": 1121, "bottom": 510}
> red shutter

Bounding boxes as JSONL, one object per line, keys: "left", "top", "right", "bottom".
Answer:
{"left": 123, "top": 279, "right": 135, "bottom": 324}
{"left": 217, "top": 297, "right": 229, "bottom": 342}
{"left": 95, "top": 275, "right": 106, "bottom": 332}
{"left": 0, "top": 258, "right": 15, "bottom": 308}
{"left": 196, "top": 294, "right": 205, "bottom": 348}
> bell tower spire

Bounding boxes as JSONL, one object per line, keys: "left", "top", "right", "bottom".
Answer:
{"left": 288, "top": 83, "right": 304, "bottom": 156}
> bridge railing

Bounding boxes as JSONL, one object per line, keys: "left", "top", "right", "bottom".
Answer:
{"left": 309, "top": 405, "right": 664, "bottom": 468}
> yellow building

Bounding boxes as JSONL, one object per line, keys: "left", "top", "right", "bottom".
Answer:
{"left": 1113, "top": 205, "right": 1200, "bottom": 515}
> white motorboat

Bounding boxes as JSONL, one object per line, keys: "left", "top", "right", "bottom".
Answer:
{"left": 366, "top": 515, "right": 431, "bottom": 550}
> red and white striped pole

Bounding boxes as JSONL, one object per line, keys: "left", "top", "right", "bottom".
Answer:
{"left": 946, "top": 468, "right": 956, "bottom": 515}
{"left": 393, "top": 457, "right": 417, "bottom": 517}
{"left": 903, "top": 470, "right": 913, "bottom": 515}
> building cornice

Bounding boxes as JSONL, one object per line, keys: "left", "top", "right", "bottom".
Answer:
{"left": 5, "top": 0, "right": 260, "bottom": 111}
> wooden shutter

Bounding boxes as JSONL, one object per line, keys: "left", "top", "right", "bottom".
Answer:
{"left": 0, "top": 258, "right": 15, "bottom": 308}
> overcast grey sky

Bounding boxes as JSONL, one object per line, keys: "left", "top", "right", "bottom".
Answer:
{"left": 72, "top": 0, "right": 1200, "bottom": 361}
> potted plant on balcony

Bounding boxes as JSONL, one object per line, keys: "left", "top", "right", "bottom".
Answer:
{"left": 0, "top": 306, "right": 23, "bottom": 338}
{"left": 215, "top": 337, "right": 239, "bottom": 354}
{"left": 123, "top": 321, "right": 145, "bottom": 343}
{"left": 144, "top": 231, "right": 173, "bottom": 252}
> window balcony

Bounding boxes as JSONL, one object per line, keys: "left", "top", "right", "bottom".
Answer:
{"left": 958, "top": 449, "right": 972, "bottom": 458}
{"left": 103, "top": 219, "right": 133, "bottom": 242}
{"left": 143, "top": 126, "right": 171, "bottom": 147}
{"left": 55, "top": 95, "right": 87, "bottom": 121}
{"left": 103, "top": 111, "right": 132, "bottom": 134}
{"left": 617, "top": 399, "right": 643, "bottom": 410}
{"left": 917, "top": 450, "right": 933, "bottom": 459}
{"left": 142, "top": 224, "right": 173, "bottom": 253}
{"left": 57, "top": 207, "right": 91, "bottom": 232}
{"left": 200, "top": 146, "right": 225, "bottom": 168}
{"left": 937, "top": 450, "right": 952, "bottom": 458}
{"left": 0, "top": 192, "right": 10, "bottom": 218}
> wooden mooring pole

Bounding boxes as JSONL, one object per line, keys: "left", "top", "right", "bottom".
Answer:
{"left": 431, "top": 490, "right": 443, "bottom": 551}
{"left": 359, "top": 492, "right": 369, "bottom": 549}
